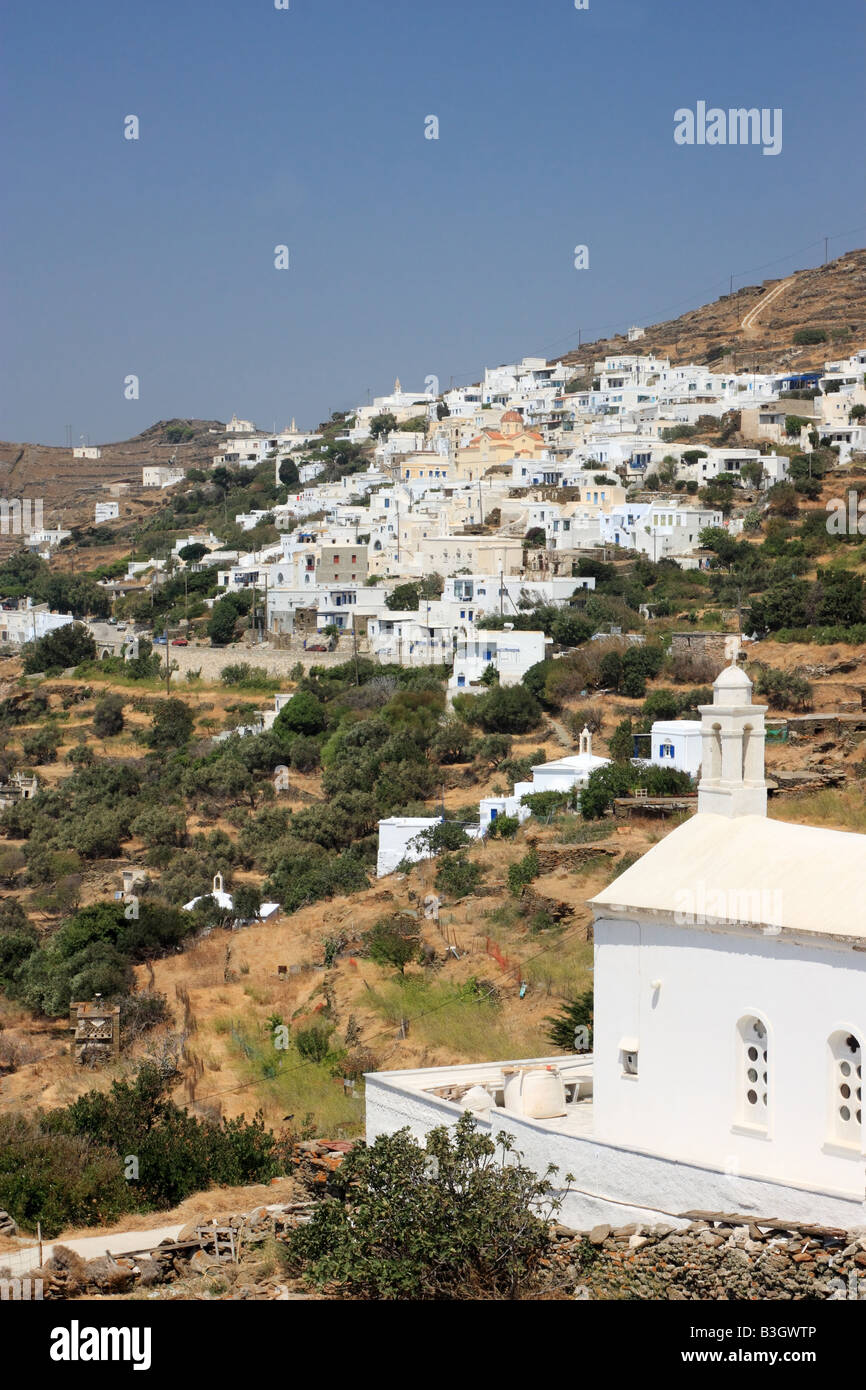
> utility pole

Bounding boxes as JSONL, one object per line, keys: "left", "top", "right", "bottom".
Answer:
{"left": 824, "top": 236, "right": 829, "bottom": 265}
{"left": 164, "top": 626, "right": 170, "bottom": 695}
{"left": 351, "top": 616, "right": 360, "bottom": 685}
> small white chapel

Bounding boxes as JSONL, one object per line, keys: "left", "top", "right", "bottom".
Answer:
{"left": 365, "top": 662, "right": 866, "bottom": 1229}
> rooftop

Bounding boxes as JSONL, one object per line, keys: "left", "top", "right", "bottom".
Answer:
{"left": 366, "top": 1053, "right": 595, "bottom": 1137}
{"left": 590, "top": 812, "right": 866, "bottom": 942}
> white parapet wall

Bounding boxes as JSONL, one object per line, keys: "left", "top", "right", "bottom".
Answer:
{"left": 365, "top": 1060, "right": 866, "bottom": 1232}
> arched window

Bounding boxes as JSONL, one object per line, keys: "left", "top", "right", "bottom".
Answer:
{"left": 737, "top": 1015, "right": 769, "bottom": 1128}
{"left": 829, "top": 1031, "right": 862, "bottom": 1146}
{"left": 710, "top": 723, "right": 722, "bottom": 781}
{"left": 742, "top": 723, "right": 752, "bottom": 780}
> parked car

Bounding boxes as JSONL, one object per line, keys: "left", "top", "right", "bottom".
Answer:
{"left": 153, "top": 636, "right": 167, "bottom": 645}
{"left": 171, "top": 638, "right": 188, "bottom": 646}
{"left": 306, "top": 643, "right": 328, "bottom": 652}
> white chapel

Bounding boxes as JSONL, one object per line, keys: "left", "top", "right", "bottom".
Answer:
{"left": 366, "top": 663, "right": 866, "bottom": 1229}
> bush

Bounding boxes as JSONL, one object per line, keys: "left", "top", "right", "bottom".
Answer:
{"left": 752, "top": 666, "right": 813, "bottom": 711}
{"left": 45, "top": 1064, "right": 279, "bottom": 1213}
{"left": 0, "top": 1115, "right": 133, "bottom": 1236}
{"left": 93, "top": 693, "right": 125, "bottom": 738}
{"left": 507, "top": 848, "right": 540, "bottom": 896}
{"left": 434, "top": 853, "right": 483, "bottom": 900}
{"left": 467, "top": 684, "right": 542, "bottom": 734}
{"left": 294, "top": 1024, "right": 334, "bottom": 1062}
{"left": 365, "top": 916, "right": 420, "bottom": 975}
{"left": 284, "top": 1113, "right": 561, "bottom": 1298}
{"left": 274, "top": 689, "right": 327, "bottom": 737}
{"left": 22, "top": 623, "right": 96, "bottom": 675}
{"left": 486, "top": 814, "right": 520, "bottom": 839}
{"left": 545, "top": 990, "right": 594, "bottom": 1052}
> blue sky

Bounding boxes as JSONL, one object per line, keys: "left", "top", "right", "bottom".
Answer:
{"left": 2, "top": 0, "right": 864, "bottom": 445}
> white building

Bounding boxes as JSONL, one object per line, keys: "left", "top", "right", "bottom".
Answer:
{"left": 517, "top": 730, "right": 610, "bottom": 797}
{"left": 143, "top": 465, "right": 185, "bottom": 488}
{"left": 376, "top": 817, "right": 442, "bottom": 878}
{"left": 73, "top": 446, "right": 101, "bottom": 459}
{"left": 366, "top": 664, "right": 866, "bottom": 1230}
{"left": 644, "top": 719, "right": 703, "bottom": 776}
{"left": 449, "top": 628, "right": 548, "bottom": 694}
{"left": 94, "top": 502, "right": 119, "bottom": 524}
{"left": 0, "top": 601, "right": 74, "bottom": 645}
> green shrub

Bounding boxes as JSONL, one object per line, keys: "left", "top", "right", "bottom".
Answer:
{"left": 507, "top": 848, "right": 540, "bottom": 896}
{"left": 284, "top": 1113, "right": 562, "bottom": 1298}
{"left": 486, "top": 814, "right": 520, "bottom": 839}
{"left": 545, "top": 990, "right": 594, "bottom": 1052}
{"left": 434, "top": 853, "right": 484, "bottom": 900}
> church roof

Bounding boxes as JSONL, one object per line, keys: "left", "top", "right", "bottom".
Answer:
{"left": 590, "top": 812, "right": 866, "bottom": 942}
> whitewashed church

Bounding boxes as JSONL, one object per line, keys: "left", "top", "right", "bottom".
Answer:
{"left": 365, "top": 663, "right": 866, "bottom": 1229}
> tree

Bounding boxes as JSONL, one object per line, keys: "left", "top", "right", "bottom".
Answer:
{"left": 92, "top": 693, "right": 125, "bottom": 738}
{"left": 232, "top": 883, "right": 262, "bottom": 921}
{"left": 386, "top": 583, "right": 420, "bottom": 612}
{"left": 550, "top": 611, "right": 592, "bottom": 647}
{"left": 207, "top": 598, "right": 241, "bottom": 645}
{"left": 766, "top": 481, "right": 799, "bottom": 518}
{"left": 178, "top": 543, "right": 208, "bottom": 563}
{"left": 815, "top": 569, "right": 865, "bottom": 626}
{"left": 469, "top": 684, "right": 542, "bottom": 735}
{"left": 608, "top": 718, "right": 634, "bottom": 762}
{"left": 369, "top": 412, "right": 397, "bottom": 440}
{"left": 434, "top": 853, "right": 483, "bottom": 900}
{"left": 147, "top": 698, "right": 194, "bottom": 749}
{"left": 740, "top": 460, "right": 765, "bottom": 490}
{"left": 278, "top": 457, "right": 300, "bottom": 488}
{"left": 365, "top": 916, "right": 419, "bottom": 975}
{"left": 22, "top": 623, "right": 96, "bottom": 674}
{"left": 545, "top": 990, "right": 594, "bottom": 1051}
{"left": 285, "top": 1113, "right": 562, "bottom": 1299}
{"left": 274, "top": 689, "right": 326, "bottom": 737}
{"left": 523, "top": 527, "right": 546, "bottom": 548}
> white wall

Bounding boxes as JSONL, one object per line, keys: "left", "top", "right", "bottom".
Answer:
{"left": 593, "top": 917, "right": 866, "bottom": 1199}
{"left": 376, "top": 817, "right": 441, "bottom": 878}
{"left": 365, "top": 1070, "right": 865, "bottom": 1231}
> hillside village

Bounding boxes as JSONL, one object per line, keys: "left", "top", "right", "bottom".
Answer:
{"left": 1, "top": 255, "right": 866, "bottom": 1301}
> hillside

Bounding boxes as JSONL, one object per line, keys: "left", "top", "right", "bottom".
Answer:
{"left": 0, "top": 418, "right": 223, "bottom": 540}
{"left": 557, "top": 247, "right": 866, "bottom": 376}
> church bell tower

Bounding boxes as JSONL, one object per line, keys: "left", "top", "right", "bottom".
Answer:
{"left": 697, "top": 662, "right": 768, "bottom": 818}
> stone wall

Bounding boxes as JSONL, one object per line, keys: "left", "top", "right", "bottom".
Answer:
{"left": 555, "top": 1214, "right": 866, "bottom": 1300}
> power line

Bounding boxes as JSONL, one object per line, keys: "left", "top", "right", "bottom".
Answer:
{"left": 440, "top": 224, "right": 866, "bottom": 385}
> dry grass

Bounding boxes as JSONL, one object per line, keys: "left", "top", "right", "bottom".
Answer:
{"left": 770, "top": 785, "right": 866, "bottom": 834}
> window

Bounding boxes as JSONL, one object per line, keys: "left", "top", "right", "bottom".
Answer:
{"left": 737, "top": 1016, "right": 769, "bottom": 1129}
{"left": 828, "top": 1032, "right": 862, "bottom": 1146}
{"left": 619, "top": 1037, "right": 639, "bottom": 1076}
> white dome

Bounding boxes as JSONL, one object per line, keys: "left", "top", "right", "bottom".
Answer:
{"left": 713, "top": 662, "right": 752, "bottom": 702}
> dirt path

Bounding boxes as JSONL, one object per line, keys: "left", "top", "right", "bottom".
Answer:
{"left": 740, "top": 276, "right": 795, "bottom": 337}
